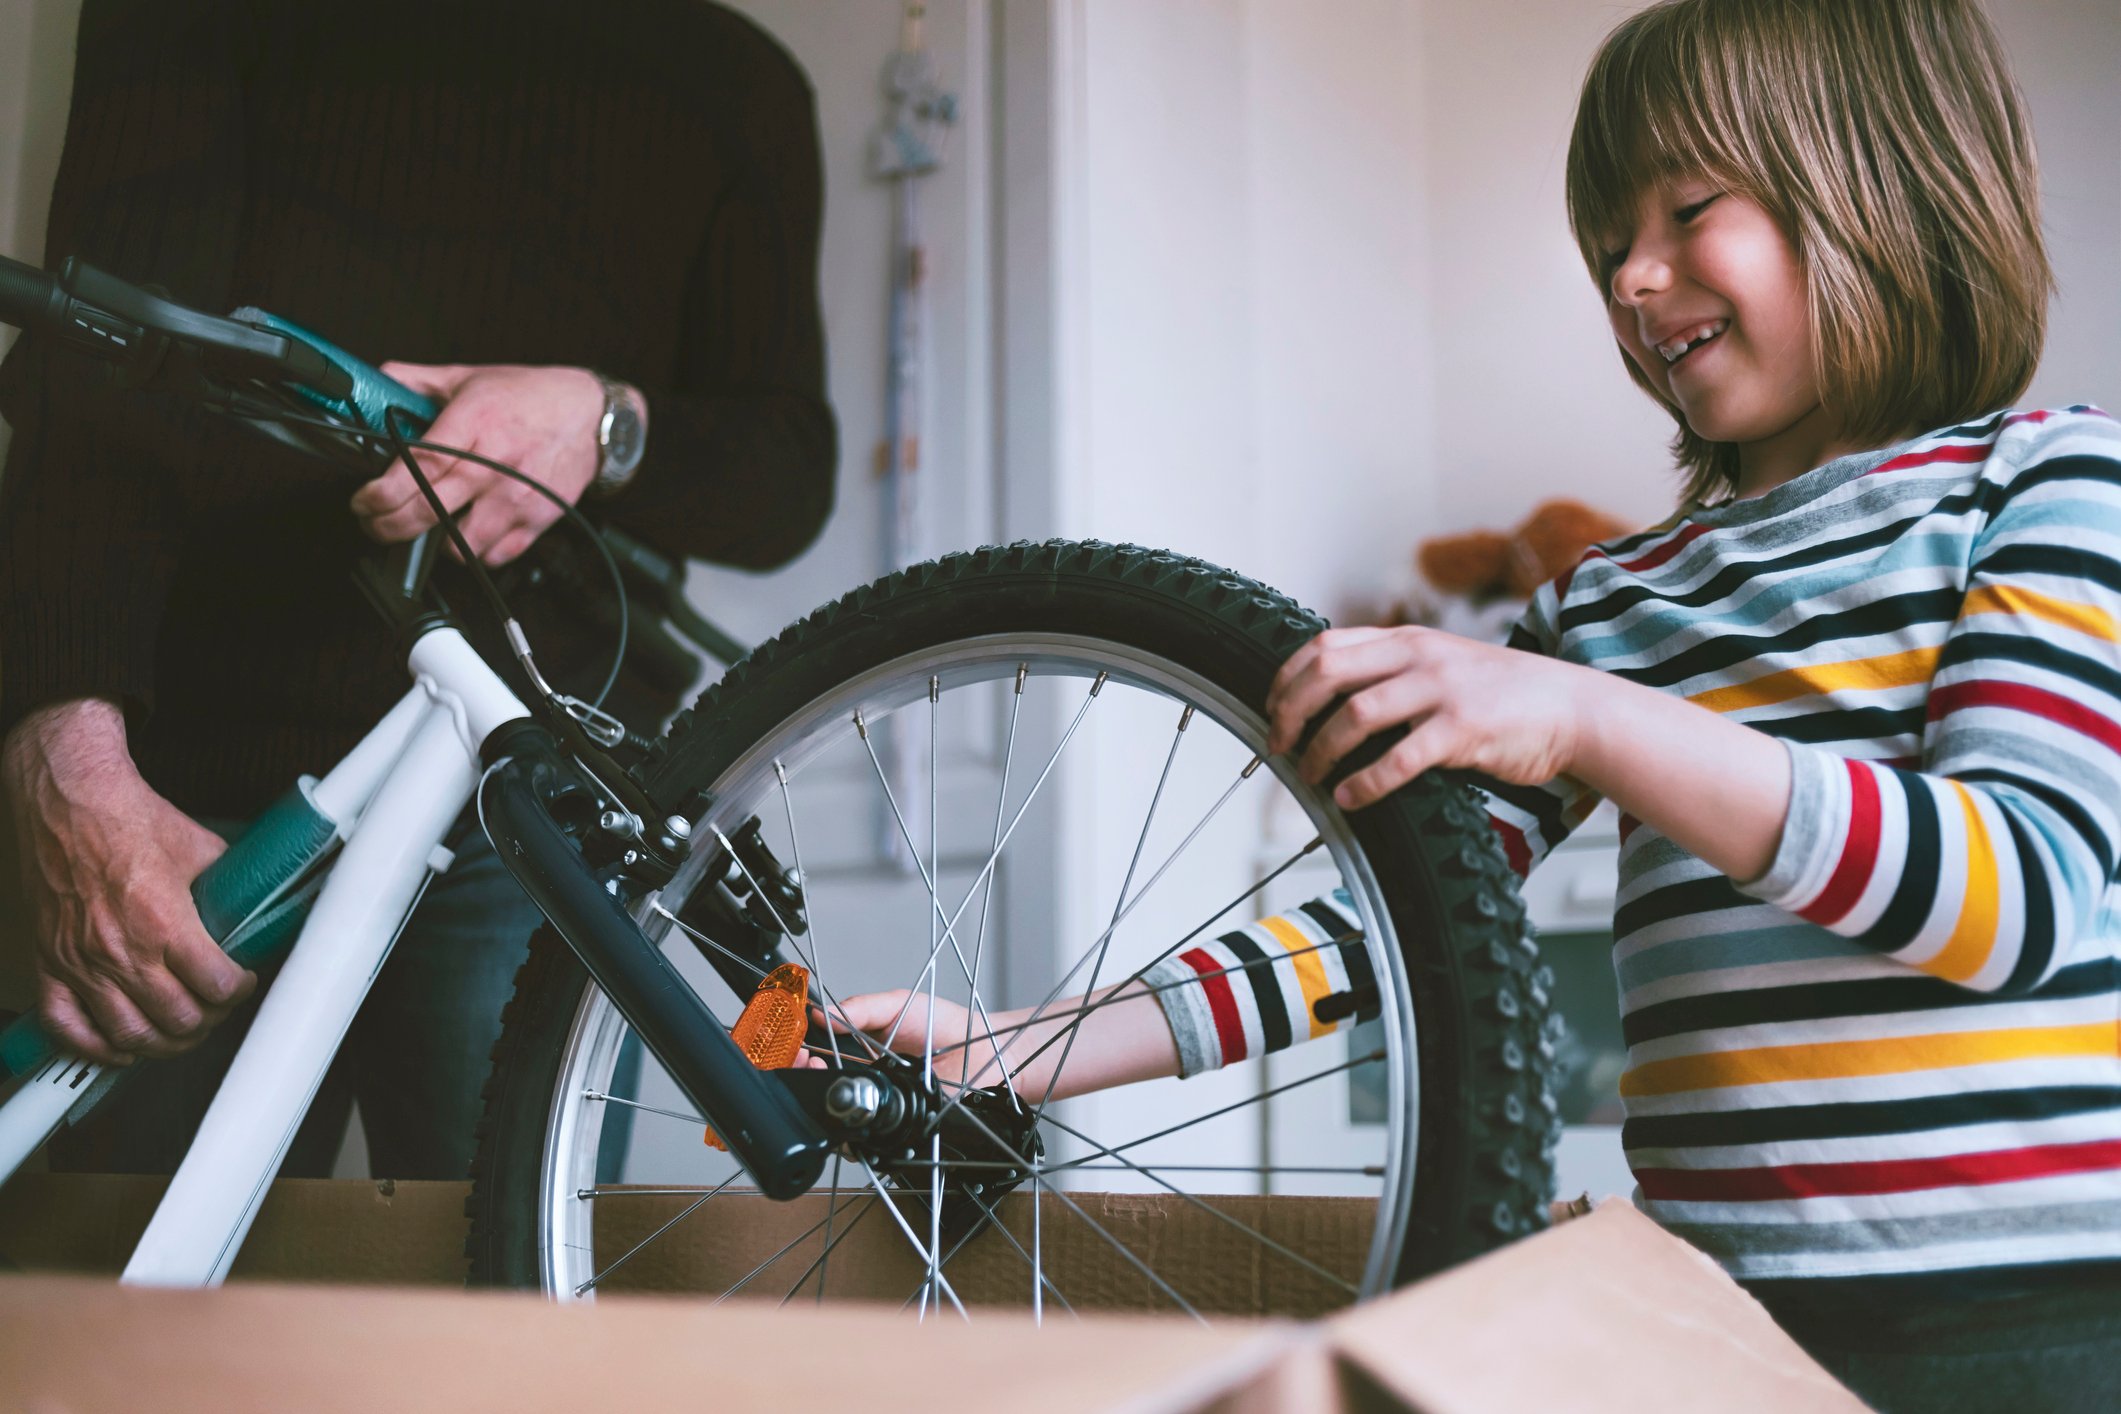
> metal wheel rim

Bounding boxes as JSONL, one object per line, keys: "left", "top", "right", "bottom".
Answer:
{"left": 534, "top": 631, "right": 1418, "bottom": 1309}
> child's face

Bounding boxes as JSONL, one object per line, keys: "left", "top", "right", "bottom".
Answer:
{"left": 1600, "top": 178, "right": 1831, "bottom": 476}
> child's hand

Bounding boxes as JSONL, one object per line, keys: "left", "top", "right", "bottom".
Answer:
{"left": 1265, "top": 626, "right": 1594, "bottom": 809}
{"left": 815, "top": 991, "right": 998, "bottom": 1079}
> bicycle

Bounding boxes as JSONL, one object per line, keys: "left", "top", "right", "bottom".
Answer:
{"left": 0, "top": 253, "right": 1559, "bottom": 1317}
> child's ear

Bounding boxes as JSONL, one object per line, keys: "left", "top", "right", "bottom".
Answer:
{"left": 1417, "top": 531, "right": 1513, "bottom": 599}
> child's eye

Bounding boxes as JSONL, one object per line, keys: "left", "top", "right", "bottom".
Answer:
{"left": 1675, "top": 193, "right": 1722, "bottom": 223}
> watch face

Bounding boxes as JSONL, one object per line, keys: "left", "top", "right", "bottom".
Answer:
{"left": 608, "top": 402, "right": 642, "bottom": 466}
{"left": 600, "top": 385, "right": 645, "bottom": 478}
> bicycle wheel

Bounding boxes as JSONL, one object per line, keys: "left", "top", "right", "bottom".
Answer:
{"left": 467, "top": 540, "right": 1559, "bottom": 1316}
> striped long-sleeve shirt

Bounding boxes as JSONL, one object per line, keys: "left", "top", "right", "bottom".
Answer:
{"left": 1153, "top": 406, "right": 2121, "bottom": 1297}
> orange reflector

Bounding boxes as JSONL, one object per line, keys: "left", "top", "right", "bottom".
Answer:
{"left": 705, "top": 962, "right": 811, "bottom": 1150}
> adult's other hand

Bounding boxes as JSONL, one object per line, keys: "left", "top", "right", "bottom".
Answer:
{"left": 2, "top": 699, "right": 252, "bottom": 1064}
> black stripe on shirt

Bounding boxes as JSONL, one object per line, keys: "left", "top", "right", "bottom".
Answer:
{"left": 1998, "top": 806, "right": 2059, "bottom": 994}
{"left": 1622, "top": 1084, "right": 2121, "bottom": 1150}
{"left": 1613, "top": 875, "right": 1755, "bottom": 940}
{"left": 1216, "top": 930, "right": 1291, "bottom": 1055}
{"left": 1622, "top": 958, "right": 2118, "bottom": 1047}
{"left": 1864, "top": 765, "right": 1939, "bottom": 954}
{"left": 1615, "top": 587, "right": 1968, "bottom": 692}
{"left": 1955, "top": 765, "right": 2114, "bottom": 883}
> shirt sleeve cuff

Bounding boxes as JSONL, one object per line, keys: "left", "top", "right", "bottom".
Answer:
{"left": 1140, "top": 956, "right": 1220, "bottom": 1079}
{"left": 1738, "top": 738, "right": 1848, "bottom": 910}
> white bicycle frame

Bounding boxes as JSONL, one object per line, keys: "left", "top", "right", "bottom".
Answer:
{"left": 0, "top": 626, "right": 528, "bottom": 1286}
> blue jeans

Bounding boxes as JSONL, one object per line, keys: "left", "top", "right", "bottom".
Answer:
{"left": 51, "top": 808, "right": 545, "bottom": 1181}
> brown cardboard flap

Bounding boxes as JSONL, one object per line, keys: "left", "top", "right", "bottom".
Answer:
{"left": 1317, "top": 1203, "right": 1863, "bottom": 1413}
{"left": 0, "top": 1177, "right": 1854, "bottom": 1411}
{"left": 0, "top": 1275, "right": 1277, "bottom": 1414}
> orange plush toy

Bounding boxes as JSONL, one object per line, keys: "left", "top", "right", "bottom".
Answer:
{"left": 1417, "top": 498, "right": 1633, "bottom": 601}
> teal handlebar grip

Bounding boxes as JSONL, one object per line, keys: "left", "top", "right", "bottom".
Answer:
{"left": 229, "top": 307, "right": 439, "bottom": 436}
{"left": 0, "top": 787, "right": 340, "bottom": 1077}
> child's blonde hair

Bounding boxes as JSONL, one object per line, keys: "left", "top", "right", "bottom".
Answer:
{"left": 1565, "top": 0, "right": 2052, "bottom": 505}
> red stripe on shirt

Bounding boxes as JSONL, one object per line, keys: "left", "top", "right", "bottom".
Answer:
{"left": 1179, "top": 947, "right": 1247, "bottom": 1065}
{"left": 1489, "top": 817, "right": 1532, "bottom": 878}
{"left": 1930, "top": 679, "right": 2121, "bottom": 757}
{"left": 1636, "top": 1137, "right": 2121, "bottom": 1202}
{"left": 1869, "top": 442, "right": 1993, "bottom": 476}
{"left": 1616, "top": 521, "right": 1711, "bottom": 574}
{"left": 1798, "top": 758, "right": 1881, "bottom": 926}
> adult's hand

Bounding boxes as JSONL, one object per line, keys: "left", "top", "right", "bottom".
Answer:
{"left": 2, "top": 699, "right": 253, "bottom": 1064}
{"left": 348, "top": 363, "right": 644, "bottom": 567}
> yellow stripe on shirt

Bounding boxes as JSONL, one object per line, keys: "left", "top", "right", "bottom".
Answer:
{"left": 1687, "top": 646, "right": 1941, "bottom": 714}
{"left": 1960, "top": 582, "right": 2120, "bottom": 641}
{"left": 1259, "top": 914, "right": 1334, "bottom": 1039}
{"left": 1620, "top": 1021, "right": 2117, "bottom": 1096}
{"left": 1925, "top": 782, "right": 2002, "bottom": 984}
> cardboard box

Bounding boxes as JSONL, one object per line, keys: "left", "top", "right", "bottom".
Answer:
{"left": 0, "top": 1176, "right": 1860, "bottom": 1411}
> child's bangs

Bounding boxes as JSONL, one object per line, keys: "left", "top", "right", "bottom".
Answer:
{"left": 1565, "top": 6, "right": 1765, "bottom": 277}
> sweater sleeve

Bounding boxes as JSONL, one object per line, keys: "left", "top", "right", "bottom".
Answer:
{"left": 1475, "top": 579, "right": 1606, "bottom": 879}
{"left": 0, "top": 0, "right": 247, "bottom": 736}
{"left": 1743, "top": 414, "right": 2121, "bottom": 994}
{"left": 598, "top": 52, "right": 836, "bottom": 572}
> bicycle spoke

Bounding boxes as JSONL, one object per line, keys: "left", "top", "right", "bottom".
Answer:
{"left": 812, "top": 1153, "right": 846, "bottom": 1305}
{"left": 711, "top": 1204, "right": 846, "bottom": 1307}
{"left": 960, "top": 666, "right": 1027, "bottom": 1094}
{"left": 931, "top": 1102, "right": 1206, "bottom": 1325}
{"left": 575, "top": 1168, "right": 742, "bottom": 1295}
{"left": 705, "top": 825, "right": 882, "bottom": 1065}
{"left": 647, "top": 899, "right": 884, "bottom": 1064}
{"left": 925, "top": 836, "right": 1325, "bottom": 1119}
{"left": 778, "top": 1187, "right": 877, "bottom": 1308}
{"left": 576, "top": 1185, "right": 749, "bottom": 1198}
{"left": 925, "top": 933, "right": 1353, "bottom": 1077}
{"left": 774, "top": 759, "right": 840, "bottom": 1069}
{"left": 582, "top": 1090, "right": 704, "bottom": 1126}
{"left": 1034, "top": 704, "right": 1191, "bottom": 1121}
{"left": 859, "top": 1161, "right": 969, "bottom": 1321}
{"left": 1097, "top": 1048, "right": 1387, "bottom": 1159}
{"left": 925, "top": 676, "right": 943, "bottom": 1318}
{"left": 1036, "top": 1110, "right": 1358, "bottom": 1297}
{"left": 897, "top": 1188, "right": 1078, "bottom": 1319}
{"left": 942, "top": 762, "right": 1274, "bottom": 1094}
{"left": 860, "top": 672, "right": 1106, "bottom": 1057}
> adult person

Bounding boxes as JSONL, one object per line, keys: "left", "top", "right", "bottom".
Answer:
{"left": 0, "top": 0, "right": 836, "bottom": 1179}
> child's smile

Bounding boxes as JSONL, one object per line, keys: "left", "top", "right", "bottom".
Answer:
{"left": 1602, "top": 181, "right": 1860, "bottom": 495}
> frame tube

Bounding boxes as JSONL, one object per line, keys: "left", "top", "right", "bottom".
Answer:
{"left": 122, "top": 703, "right": 475, "bottom": 1286}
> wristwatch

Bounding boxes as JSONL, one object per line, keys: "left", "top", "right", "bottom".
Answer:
{"left": 589, "top": 373, "right": 646, "bottom": 498}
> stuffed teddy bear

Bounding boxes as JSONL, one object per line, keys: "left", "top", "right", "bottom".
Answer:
{"left": 1419, "top": 498, "right": 1634, "bottom": 601}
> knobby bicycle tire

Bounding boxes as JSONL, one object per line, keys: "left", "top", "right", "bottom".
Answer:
{"left": 467, "top": 539, "right": 1560, "bottom": 1301}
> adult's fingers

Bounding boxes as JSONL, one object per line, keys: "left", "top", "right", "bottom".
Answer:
{"left": 359, "top": 458, "right": 487, "bottom": 543}
{"left": 349, "top": 398, "right": 488, "bottom": 523}
{"left": 165, "top": 924, "right": 257, "bottom": 1013}
{"left": 37, "top": 978, "right": 131, "bottom": 1067}
{"left": 1297, "top": 673, "right": 1438, "bottom": 785}
{"left": 451, "top": 488, "right": 546, "bottom": 566}
{"left": 75, "top": 975, "right": 174, "bottom": 1059}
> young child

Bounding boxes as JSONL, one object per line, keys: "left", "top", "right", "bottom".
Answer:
{"left": 838, "top": 0, "right": 2121, "bottom": 1402}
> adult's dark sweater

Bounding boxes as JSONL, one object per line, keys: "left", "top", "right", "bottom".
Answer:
{"left": 0, "top": 0, "right": 836, "bottom": 819}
